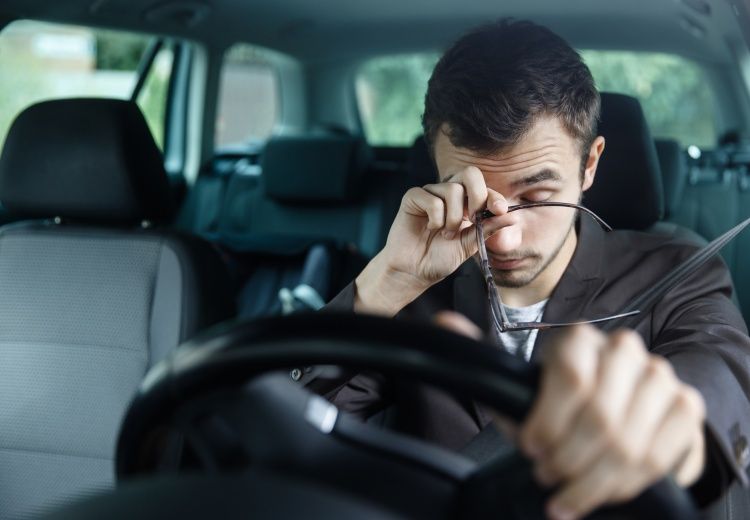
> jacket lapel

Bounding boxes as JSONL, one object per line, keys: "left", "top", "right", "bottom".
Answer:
{"left": 532, "top": 216, "right": 606, "bottom": 361}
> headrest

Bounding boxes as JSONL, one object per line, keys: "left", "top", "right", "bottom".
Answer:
{"left": 583, "top": 93, "right": 664, "bottom": 230}
{"left": 261, "top": 135, "right": 371, "bottom": 203}
{"left": 654, "top": 139, "right": 687, "bottom": 218}
{"left": 407, "top": 135, "right": 439, "bottom": 187}
{"left": 0, "top": 98, "right": 174, "bottom": 223}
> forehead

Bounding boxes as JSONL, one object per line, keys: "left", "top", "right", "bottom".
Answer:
{"left": 433, "top": 116, "right": 581, "bottom": 181}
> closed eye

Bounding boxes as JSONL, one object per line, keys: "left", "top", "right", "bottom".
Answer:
{"left": 519, "top": 190, "right": 555, "bottom": 203}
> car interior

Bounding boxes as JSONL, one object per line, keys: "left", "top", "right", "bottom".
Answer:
{"left": 0, "top": 0, "right": 749, "bottom": 518}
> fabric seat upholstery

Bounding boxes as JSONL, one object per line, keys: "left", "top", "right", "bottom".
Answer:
{"left": 0, "top": 98, "right": 234, "bottom": 519}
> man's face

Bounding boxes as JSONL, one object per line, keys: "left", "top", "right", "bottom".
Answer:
{"left": 434, "top": 116, "right": 603, "bottom": 289}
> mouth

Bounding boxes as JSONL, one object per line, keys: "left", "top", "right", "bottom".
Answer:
{"left": 489, "top": 257, "right": 529, "bottom": 270}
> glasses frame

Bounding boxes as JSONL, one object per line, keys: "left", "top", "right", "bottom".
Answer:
{"left": 474, "top": 202, "right": 639, "bottom": 333}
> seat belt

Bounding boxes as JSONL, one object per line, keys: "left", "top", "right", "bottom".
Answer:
{"left": 604, "top": 215, "right": 750, "bottom": 332}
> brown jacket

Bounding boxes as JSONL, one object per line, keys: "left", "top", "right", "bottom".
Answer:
{"left": 310, "top": 215, "right": 750, "bottom": 496}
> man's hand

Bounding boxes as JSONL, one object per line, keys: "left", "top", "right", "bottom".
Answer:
{"left": 354, "top": 166, "right": 519, "bottom": 316}
{"left": 520, "top": 324, "right": 706, "bottom": 520}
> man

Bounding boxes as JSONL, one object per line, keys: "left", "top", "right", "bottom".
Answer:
{"left": 311, "top": 19, "right": 750, "bottom": 520}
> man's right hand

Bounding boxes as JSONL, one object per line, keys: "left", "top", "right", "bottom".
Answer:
{"left": 353, "top": 166, "right": 518, "bottom": 316}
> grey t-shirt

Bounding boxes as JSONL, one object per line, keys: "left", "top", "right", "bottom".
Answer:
{"left": 494, "top": 299, "right": 548, "bottom": 361}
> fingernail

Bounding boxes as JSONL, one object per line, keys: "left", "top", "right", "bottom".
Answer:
{"left": 548, "top": 502, "right": 575, "bottom": 520}
{"left": 492, "top": 200, "right": 506, "bottom": 212}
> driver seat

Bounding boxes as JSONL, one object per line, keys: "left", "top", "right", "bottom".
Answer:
{"left": 0, "top": 98, "right": 235, "bottom": 519}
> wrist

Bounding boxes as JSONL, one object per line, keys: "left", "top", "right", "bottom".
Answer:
{"left": 354, "top": 253, "right": 431, "bottom": 317}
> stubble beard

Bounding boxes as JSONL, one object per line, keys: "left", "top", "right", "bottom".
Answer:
{"left": 492, "top": 217, "right": 576, "bottom": 289}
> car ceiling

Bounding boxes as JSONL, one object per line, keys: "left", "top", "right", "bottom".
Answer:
{"left": 1, "top": 0, "right": 748, "bottom": 64}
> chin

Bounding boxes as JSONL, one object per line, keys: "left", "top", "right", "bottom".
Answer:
{"left": 493, "top": 264, "right": 543, "bottom": 289}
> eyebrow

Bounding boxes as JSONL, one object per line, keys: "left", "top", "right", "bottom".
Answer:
{"left": 510, "top": 169, "right": 563, "bottom": 188}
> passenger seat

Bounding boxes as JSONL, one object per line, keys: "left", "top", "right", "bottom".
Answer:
{"left": 209, "top": 134, "right": 400, "bottom": 318}
{"left": 0, "top": 98, "right": 235, "bottom": 519}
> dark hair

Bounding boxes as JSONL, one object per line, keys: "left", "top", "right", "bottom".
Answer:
{"left": 423, "top": 19, "right": 600, "bottom": 163}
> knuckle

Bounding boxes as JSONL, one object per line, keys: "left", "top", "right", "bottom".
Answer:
{"left": 610, "top": 328, "right": 644, "bottom": 346}
{"left": 402, "top": 187, "right": 425, "bottom": 209}
{"left": 445, "top": 181, "right": 463, "bottom": 196}
{"left": 674, "top": 386, "right": 705, "bottom": 418}
{"left": 463, "top": 165, "right": 483, "bottom": 180}
{"left": 684, "top": 386, "right": 706, "bottom": 418}
{"left": 645, "top": 356, "right": 674, "bottom": 380}
{"left": 608, "top": 436, "right": 640, "bottom": 468}
{"left": 404, "top": 187, "right": 422, "bottom": 200}
{"left": 608, "top": 329, "right": 646, "bottom": 355}
{"left": 585, "top": 399, "right": 617, "bottom": 437}
{"left": 643, "top": 453, "right": 670, "bottom": 477}
{"left": 427, "top": 197, "right": 444, "bottom": 214}
{"left": 560, "top": 362, "right": 592, "bottom": 397}
{"left": 566, "top": 323, "right": 603, "bottom": 347}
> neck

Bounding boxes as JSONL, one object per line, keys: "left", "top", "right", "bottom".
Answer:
{"left": 499, "top": 226, "right": 578, "bottom": 307}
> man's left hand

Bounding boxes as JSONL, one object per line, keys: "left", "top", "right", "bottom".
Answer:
{"left": 519, "top": 324, "right": 706, "bottom": 520}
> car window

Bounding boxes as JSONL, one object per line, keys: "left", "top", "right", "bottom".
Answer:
{"left": 214, "top": 44, "right": 279, "bottom": 151}
{"left": 355, "top": 50, "right": 717, "bottom": 149}
{"left": 356, "top": 53, "right": 439, "bottom": 147}
{"left": 0, "top": 20, "right": 174, "bottom": 152}
{"left": 135, "top": 46, "right": 174, "bottom": 151}
{"left": 581, "top": 50, "right": 717, "bottom": 148}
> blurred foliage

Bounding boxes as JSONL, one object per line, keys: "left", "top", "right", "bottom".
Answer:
{"left": 95, "top": 30, "right": 148, "bottom": 71}
{"left": 0, "top": 48, "right": 47, "bottom": 153}
{"left": 357, "top": 51, "right": 717, "bottom": 148}
{"left": 136, "top": 50, "right": 173, "bottom": 150}
{"left": 582, "top": 50, "right": 716, "bottom": 148}
{"left": 356, "top": 53, "right": 439, "bottom": 147}
{"left": 0, "top": 21, "right": 170, "bottom": 152}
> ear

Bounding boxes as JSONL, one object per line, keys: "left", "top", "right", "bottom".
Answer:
{"left": 581, "top": 136, "right": 605, "bottom": 192}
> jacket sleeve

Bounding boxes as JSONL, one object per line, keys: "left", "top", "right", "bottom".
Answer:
{"left": 651, "top": 252, "right": 750, "bottom": 500}
{"left": 300, "top": 281, "right": 392, "bottom": 419}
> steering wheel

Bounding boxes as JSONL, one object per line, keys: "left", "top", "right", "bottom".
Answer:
{"left": 115, "top": 313, "right": 699, "bottom": 520}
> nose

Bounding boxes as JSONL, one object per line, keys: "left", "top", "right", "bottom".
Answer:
{"left": 485, "top": 224, "right": 522, "bottom": 254}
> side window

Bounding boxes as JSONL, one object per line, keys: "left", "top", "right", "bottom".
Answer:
{"left": 214, "top": 44, "right": 279, "bottom": 151}
{"left": 0, "top": 20, "right": 174, "bottom": 151}
{"left": 136, "top": 46, "right": 174, "bottom": 151}
{"left": 354, "top": 51, "right": 718, "bottom": 149}
{"left": 581, "top": 50, "right": 717, "bottom": 148}
{"left": 355, "top": 53, "right": 440, "bottom": 146}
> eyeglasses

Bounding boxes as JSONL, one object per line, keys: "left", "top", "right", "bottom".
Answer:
{"left": 474, "top": 202, "right": 640, "bottom": 333}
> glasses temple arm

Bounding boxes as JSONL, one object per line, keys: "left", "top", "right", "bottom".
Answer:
{"left": 475, "top": 217, "right": 513, "bottom": 328}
